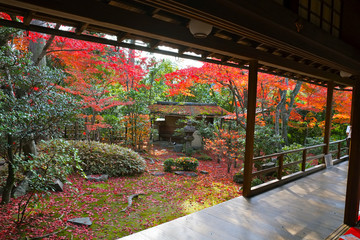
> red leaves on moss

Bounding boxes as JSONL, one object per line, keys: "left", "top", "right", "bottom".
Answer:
{"left": 0, "top": 145, "right": 240, "bottom": 239}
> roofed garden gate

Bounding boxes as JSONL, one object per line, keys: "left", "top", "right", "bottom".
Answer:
{"left": 149, "top": 101, "right": 229, "bottom": 143}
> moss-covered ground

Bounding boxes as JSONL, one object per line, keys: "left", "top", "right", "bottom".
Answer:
{"left": 0, "top": 145, "right": 241, "bottom": 239}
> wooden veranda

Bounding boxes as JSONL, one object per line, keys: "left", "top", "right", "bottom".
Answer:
{"left": 119, "top": 161, "right": 349, "bottom": 240}
{"left": 1, "top": 0, "right": 360, "bottom": 232}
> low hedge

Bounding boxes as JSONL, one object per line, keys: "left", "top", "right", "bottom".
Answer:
{"left": 39, "top": 139, "right": 146, "bottom": 177}
{"left": 163, "top": 157, "right": 199, "bottom": 172}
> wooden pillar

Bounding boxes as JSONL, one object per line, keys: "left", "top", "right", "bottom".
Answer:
{"left": 243, "top": 60, "right": 258, "bottom": 197}
{"left": 324, "top": 81, "right": 334, "bottom": 154}
{"left": 344, "top": 82, "right": 360, "bottom": 226}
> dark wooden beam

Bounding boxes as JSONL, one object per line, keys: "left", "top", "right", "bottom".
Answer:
{"left": 75, "top": 22, "right": 88, "bottom": 35}
{"left": 23, "top": 10, "right": 34, "bottom": 26}
{"left": 243, "top": 60, "right": 258, "bottom": 197}
{"left": 116, "top": 32, "right": 128, "bottom": 42}
{"left": 0, "top": 0, "right": 355, "bottom": 87}
{"left": 324, "top": 81, "right": 334, "bottom": 154}
{"left": 344, "top": 81, "right": 360, "bottom": 226}
{"left": 149, "top": 40, "right": 162, "bottom": 50}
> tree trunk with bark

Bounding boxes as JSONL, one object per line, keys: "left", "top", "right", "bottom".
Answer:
{"left": 1, "top": 134, "right": 15, "bottom": 204}
{"left": 274, "top": 79, "right": 302, "bottom": 145}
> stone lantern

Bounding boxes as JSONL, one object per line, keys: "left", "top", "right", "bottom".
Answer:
{"left": 183, "top": 120, "right": 196, "bottom": 156}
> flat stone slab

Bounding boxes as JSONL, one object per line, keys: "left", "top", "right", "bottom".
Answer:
{"left": 151, "top": 172, "right": 165, "bottom": 176}
{"left": 86, "top": 174, "right": 108, "bottom": 182}
{"left": 67, "top": 217, "right": 92, "bottom": 226}
{"left": 184, "top": 172, "right": 198, "bottom": 177}
{"left": 174, "top": 171, "right": 198, "bottom": 177}
{"left": 200, "top": 170, "right": 209, "bottom": 174}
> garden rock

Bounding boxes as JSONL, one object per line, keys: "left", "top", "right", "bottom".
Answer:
{"left": 261, "top": 162, "right": 276, "bottom": 176}
{"left": 86, "top": 174, "right": 108, "bottom": 182}
{"left": 191, "top": 131, "right": 202, "bottom": 149}
{"left": 13, "top": 178, "right": 30, "bottom": 198}
{"left": 49, "top": 179, "right": 64, "bottom": 192}
{"left": 174, "top": 171, "right": 185, "bottom": 176}
{"left": 151, "top": 172, "right": 165, "bottom": 177}
{"left": 200, "top": 170, "right": 209, "bottom": 174}
{"left": 261, "top": 162, "right": 276, "bottom": 169}
{"left": 67, "top": 217, "right": 92, "bottom": 226}
{"left": 173, "top": 144, "right": 183, "bottom": 153}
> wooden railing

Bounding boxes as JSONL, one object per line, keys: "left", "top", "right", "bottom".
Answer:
{"left": 250, "top": 139, "right": 349, "bottom": 195}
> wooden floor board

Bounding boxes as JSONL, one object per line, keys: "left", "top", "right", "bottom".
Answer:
{"left": 117, "top": 161, "right": 349, "bottom": 240}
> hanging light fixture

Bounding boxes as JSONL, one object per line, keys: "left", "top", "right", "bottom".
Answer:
{"left": 340, "top": 71, "right": 352, "bottom": 78}
{"left": 189, "top": 19, "right": 212, "bottom": 38}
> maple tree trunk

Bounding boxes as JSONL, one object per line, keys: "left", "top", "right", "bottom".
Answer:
{"left": 280, "top": 81, "right": 302, "bottom": 144}
{"left": 274, "top": 79, "right": 302, "bottom": 145}
{"left": 1, "top": 134, "right": 15, "bottom": 204}
{"left": 23, "top": 20, "right": 49, "bottom": 158}
{"left": 1, "top": 32, "right": 17, "bottom": 204}
{"left": 282, "top": 113, "right": 289, "bottom": 145}
{"left": 275, "top": 89, "right": 286, "bottom": 148}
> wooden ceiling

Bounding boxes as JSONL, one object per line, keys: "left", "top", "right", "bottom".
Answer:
{"left": 0, "top": 0, "right": 359, "bottom": 89}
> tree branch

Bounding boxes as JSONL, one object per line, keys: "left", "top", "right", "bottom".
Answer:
{"left": 34, "top": 24, "right": 60, "bottom": 66}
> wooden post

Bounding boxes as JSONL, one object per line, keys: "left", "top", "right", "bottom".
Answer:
{"left": 243, "top": 60, "right": 258, "bottom": 197}
{"left": 344, "top": 83, "right": 360, "bottom": 226}
{"left": 302, "top": 149, "right": 307, "bottom": 171}
{"left": 324, "top": 81, "right": 334, "bottom": 154}
{"left": 277, "top": 154, "right": 284, "bottom": 180}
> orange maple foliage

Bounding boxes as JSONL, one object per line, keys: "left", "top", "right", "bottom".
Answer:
{"left": 163, "top": 62, "right": 352, "bottom": 133}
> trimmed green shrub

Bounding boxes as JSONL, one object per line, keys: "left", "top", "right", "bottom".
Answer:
{"left": 163, "top": 158, "right": 175, "bottom": 172}
{"left": 174, "top": 157, "right": 199, "bottom": 171}
{"left": 64, "top": 140, "right": 146, "bottom": 177}
{"left": 282, "top": 143, "right": 303, "bottom": 173}
{"left": 251, "top": 178, "right": 263, "bottom": 187}
{"left": 37, "top": 139, "right": 83, "bottom": 174}
{"left": 233, "top": 171, "right": 244, "bottom": 184}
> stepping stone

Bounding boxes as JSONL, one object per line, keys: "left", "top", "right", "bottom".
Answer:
{"left": 174, "top": 171, "right": 198, "bottom": 177}
{"left": 200, "top": 170, "right": 209, "bottom": 174}
{"left": 184, "top": 172, "right": 198, "bottom": 177}
{"left": 67, "top": 217, "right": 92, "bottom": 226}
{"left": 86, "top": 174, "right": 108, "bottom": 182}
{"left": 151, "top": 172, "right": 165, "bottom": 176}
